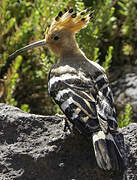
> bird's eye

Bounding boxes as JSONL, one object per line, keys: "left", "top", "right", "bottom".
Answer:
{"left": 53, "top": 36, "right": 59, "bottom": 40}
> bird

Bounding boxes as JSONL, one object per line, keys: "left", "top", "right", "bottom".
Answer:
{"left": 9, "top": 7, "right": 124, "bottom": 171}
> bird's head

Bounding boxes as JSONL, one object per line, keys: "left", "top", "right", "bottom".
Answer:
{"left": 9, "top": 8, "right": 93, "bottom": 58}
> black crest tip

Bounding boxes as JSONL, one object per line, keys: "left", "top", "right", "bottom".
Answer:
{"left": 80, "top": 11, "right": 85, "bottom": 15}
{"left": 89, "top": 12, "right": 93, "bottom": 17}
{"left": 58, "top": 11, "right": 63, "bottom": 17}
{"left": 55, "top": 16, "right": 59, "bottom": 21}
{"left": 64, "top": 8, "right": 67, "bottom": 13}
{"left": 69, "top": 8, "right": 73, "bottom": 13}
{"left": 81, "top": 18, "right": 85, "bottom": 22}
{"left": 71, "top": 13, "right": 77, "bottom": 18}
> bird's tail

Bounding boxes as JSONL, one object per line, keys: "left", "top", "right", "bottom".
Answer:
{"left": 92, "top": 130, "right": 124, "bottom": 171}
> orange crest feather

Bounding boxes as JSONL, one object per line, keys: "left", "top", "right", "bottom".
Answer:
{"left": 46, "top": 8, "right": 93, "bottom": 36}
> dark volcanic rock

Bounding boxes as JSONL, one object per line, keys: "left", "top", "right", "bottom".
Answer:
{"left": 0, "top": 103, "right": 137, "bottom": 180}
{"left": 112, "top": 72, "right": 137, "bottom": 122}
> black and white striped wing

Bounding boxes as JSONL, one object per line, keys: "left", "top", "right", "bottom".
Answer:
{"left": 48, "top": 64, "right": 117, "bottom": 136}
{"left": 60, "top": 79, "right": 118, "bottom": 135}
{"left": 93, "top": 72, "right": 118, "bottom": 133}
{"left": 55, "top": 80, "right": 101, "bottom": 135}
{"left": 48, "top": 67, "right": 100, "bottom": 135}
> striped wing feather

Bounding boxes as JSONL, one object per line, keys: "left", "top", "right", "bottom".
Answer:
{"left": 48, "top": 63, "right": 118, "bottom": 135}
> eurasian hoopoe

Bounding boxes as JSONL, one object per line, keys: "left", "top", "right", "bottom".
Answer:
{"left": 9, "top": 7, "right": 124, "bottom": 171}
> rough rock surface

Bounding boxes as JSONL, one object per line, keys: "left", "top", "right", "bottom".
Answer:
{"left": 111, "top": 69, "right": 137, "bottom": 122}
{"left": 0, "top": 103, "right": 137, "bottom": 180}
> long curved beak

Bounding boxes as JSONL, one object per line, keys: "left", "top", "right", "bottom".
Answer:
{"left": 9, "top": 39, "right": 46, "bottom": 59}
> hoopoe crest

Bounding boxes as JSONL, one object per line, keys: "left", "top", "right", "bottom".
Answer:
{"left": 45, "top": 8, "right": 93, "bottom": 56}
{"left": 46, "top": 8, "right": 93, "bottom": 36}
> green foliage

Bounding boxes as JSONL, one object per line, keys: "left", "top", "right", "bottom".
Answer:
{"left": 93, "top": 47, "right": 100, "bottom": 62}
{"left": 102, "top": 46, "right": 113, "bottom": 71}
{"left": 0, "top": 0, "right": 136, "bottom": 117}
{"left": 77, "top": 0, "right": 117, "bottom": 60}
{"left": 118, "top": 104, "right": 132, "bottom": 128}
{"left": 21, "top": 104, "right": 30, "bottom": 113}
{"left": 118, "top": 0, "right": 136, "bottom": 39}
{"left": 3, "top": 55, "right": 22, "bottom": 106}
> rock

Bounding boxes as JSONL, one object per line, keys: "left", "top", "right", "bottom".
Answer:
{"left": 112, "top": 72, "right": 137, "bottom": 122}
{"left": 122, "top": 124, "right": 137, "bottom": 180}
{"left": 0, "top": 103, "right": 137, "bottom": 180}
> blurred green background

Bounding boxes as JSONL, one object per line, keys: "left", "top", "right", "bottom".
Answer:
{"left": 0, "top": 0, "right": 136, "bottom": 118}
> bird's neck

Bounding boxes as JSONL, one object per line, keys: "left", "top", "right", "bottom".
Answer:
{"left": 59, "top": 41, "right": 86, "bottom": 62}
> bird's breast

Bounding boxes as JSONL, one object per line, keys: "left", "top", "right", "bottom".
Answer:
{"left": 48, "top": 64, "right": 91, "bottom": 97}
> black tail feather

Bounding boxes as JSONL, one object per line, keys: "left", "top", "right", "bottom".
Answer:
{"left": 92, "top": 131, "right": 124, "bottom": 171}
